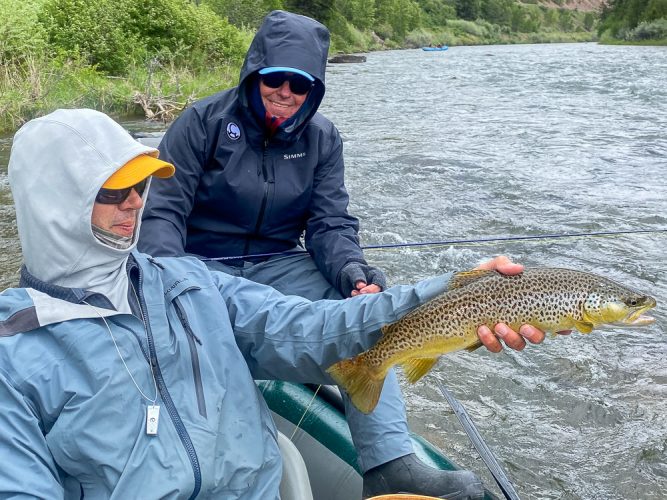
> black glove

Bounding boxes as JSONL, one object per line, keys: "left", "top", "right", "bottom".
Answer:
{"left": 339, "top": 262, "right": 388, "bottom": 297}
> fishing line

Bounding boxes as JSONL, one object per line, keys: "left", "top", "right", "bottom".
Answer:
{"left": 201, "top": 228, "right": 667, "bottom": 262}
{"left": 290, "top": 384, "right": 322, "bottom": 441}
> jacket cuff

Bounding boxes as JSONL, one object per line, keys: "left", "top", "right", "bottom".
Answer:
{"left": 409, "top": 273, "right": 453, "bottom": 304}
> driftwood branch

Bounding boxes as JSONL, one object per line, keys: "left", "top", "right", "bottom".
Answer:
{"left": 132, "top": 91, "right": 193, "bottom": 122}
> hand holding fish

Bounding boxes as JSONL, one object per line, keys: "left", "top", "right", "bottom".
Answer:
{"left": 474, "top": 256, "right": 572, "bottom": 353}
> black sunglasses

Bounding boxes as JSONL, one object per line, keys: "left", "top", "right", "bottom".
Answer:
{"left": 95, "top": 178, "right": 148, "bottom": 205}
{"left": 260, "top": 72, "right": 314, "bottom": 95}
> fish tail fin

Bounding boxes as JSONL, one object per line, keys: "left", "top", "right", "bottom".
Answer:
{"left": 327, "top": 356, "right": 386, "bottom": 414}
{"left": 401, "top": 356, "right": 440, "bottom": 383}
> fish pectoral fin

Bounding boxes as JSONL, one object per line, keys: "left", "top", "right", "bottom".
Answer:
{"left": 573, "top": 319, "right": 594, "bottom": 334}
{"left": 448, "top": 269, "right": 495, "bottom": 290}
{"left": 465, "top": 340, "right": 483, "bottom": 352}
{"left": 401, "top": 356, "right": 440, "bottom": 384}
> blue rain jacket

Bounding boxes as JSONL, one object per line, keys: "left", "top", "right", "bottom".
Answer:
{"left": 140, "top": 11, "right": 366, "bottom": 295}
{"left": 0, "top": 251, "right": 451, "bottom": 498}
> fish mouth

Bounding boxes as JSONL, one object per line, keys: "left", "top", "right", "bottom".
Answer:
{"left": 617, "top": 300, "right": 657, "bottom": 327}
{"left": 619, "top": 314, "right": 656, "bottom": 327}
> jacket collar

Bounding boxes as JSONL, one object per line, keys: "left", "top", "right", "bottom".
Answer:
{"left": 18, "top": 254, "right": 141, "bottom": 311}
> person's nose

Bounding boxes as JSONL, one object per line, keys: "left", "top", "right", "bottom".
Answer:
{"left": 277, "top": 81, "right": 292, "bottom": 97}
{"left": 121, "top": 188, "right": 144, "bottom": 210}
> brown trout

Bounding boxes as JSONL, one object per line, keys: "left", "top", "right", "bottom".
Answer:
{"left": 327, "top": 267, "right": 657, "bottom": 414}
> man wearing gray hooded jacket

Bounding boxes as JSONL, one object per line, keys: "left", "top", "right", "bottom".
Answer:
{"left": 0, "top": 108, "right": 463, "bottom": 498}
{"left": 0, "top": 104, "right": 560, "bottom": 500}
{"left": 1, "top": 108, "right": 552, "bottom": 498}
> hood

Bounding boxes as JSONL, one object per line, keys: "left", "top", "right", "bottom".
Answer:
{"left": 238, "top": 10, "right": 330, "bottom": 142}
{"left": 8, "top": 108, "right": 158, "bottom": 312}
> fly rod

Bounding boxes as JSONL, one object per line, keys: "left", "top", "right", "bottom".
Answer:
{"left": 436, "top": 379, "right": 521, "bottom": 500}
{"left": 201, "top": 228, "right": 667, "bottom": 262}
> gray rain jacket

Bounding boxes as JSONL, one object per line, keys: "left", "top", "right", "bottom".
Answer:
{"left": 0, "top": 108, "right": 452, "bottom": 498}
{"left": 140, "top": 10, "right": 367, "bottom": 295}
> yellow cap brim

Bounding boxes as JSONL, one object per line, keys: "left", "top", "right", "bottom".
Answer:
{"left": 102, "top": 153, "right": 175, "bottom": 189}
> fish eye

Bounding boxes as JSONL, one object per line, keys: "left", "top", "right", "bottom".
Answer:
{"left": 628, "top": 298, "right": 638, "bottom": 306}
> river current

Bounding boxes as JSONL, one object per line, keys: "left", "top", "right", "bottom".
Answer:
{"left": 0, "top": 42, "right": 665, "bottom": 499}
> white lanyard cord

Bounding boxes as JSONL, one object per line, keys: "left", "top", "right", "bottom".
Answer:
{"left": 83, "top": 301, "right": 158, "bottom": 405}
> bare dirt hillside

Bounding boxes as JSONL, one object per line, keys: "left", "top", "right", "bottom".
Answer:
{"left": 527, "top": 0, "right": 605, "bottom": 11}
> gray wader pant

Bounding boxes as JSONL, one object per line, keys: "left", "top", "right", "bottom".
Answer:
{"left": 205, "top": 249, "right": 413, "bottom": 472}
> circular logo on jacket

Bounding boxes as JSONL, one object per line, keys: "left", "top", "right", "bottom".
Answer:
{"left": 226, "top": 122, "right": 241, "bottom": 141}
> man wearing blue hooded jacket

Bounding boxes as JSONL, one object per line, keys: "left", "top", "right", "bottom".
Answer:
{"left": 138, "top": 10, "right": 554, "bottom": 499}
{"left": 1, "top": 107, "right": 554, "bottom": 498}
{"left": 0, "top": 107, "right": 467, "bottom": 498}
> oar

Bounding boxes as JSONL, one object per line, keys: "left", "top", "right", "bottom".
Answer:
{"left": 436, "top": 379, "right": 521, "bottom": 500}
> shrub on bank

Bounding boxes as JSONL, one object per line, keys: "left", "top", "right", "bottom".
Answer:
{"left": 125, "top": 0, "right": 247, "bottom": 68}
{"left": 625, "top": 18, "right": 667, "bottom": 40}
{"left": 0, "top": 0, "right": 47, "bottom": 63}
{"left": 327, "top": 11, "right": 374, "bottom": 53}
{"left": 403, "top": 27, "right": 435, "bottom": 48}
{"left": 0, "top": 57, "right": 127, "bottom": 132}
{"left": 39, "top": 0, "right": 246, "bottom": 75}
{"left": 40, "top": 0, "right": 138, "bottom": 75}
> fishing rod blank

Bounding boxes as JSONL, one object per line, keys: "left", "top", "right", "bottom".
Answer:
{"left": 436, "top": 379, "right": 521, "bottom": 500}
{"left": 201, "top": 228, "right": 667, "bottom": 262}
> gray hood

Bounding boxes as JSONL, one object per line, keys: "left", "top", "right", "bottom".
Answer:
{"left": 8, "top": 108, "right": 158, "bottom": 312}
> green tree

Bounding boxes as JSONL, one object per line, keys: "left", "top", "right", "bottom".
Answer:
{"left": 481, "top": 0, "right": 512, "bottom": 26}
{"left": 282, "top": 0, "right": 333, "bottom": 23}
{"left": 0, "top": 0, "right": 47, "bottom": 63}
{"left": 40, "top": 0, "right": 137, "bottom": 74}
{"left": 542, "top": 7, "right": 559, "bottom": 28}
{"left": 416, "top": 0, "right": 457, "bottom": 26}
{"left": 456, "top": 0, "right": 482, "bottom": 20}
{"left": 583, "top": 11, "right": 595, "bottom": 30}
{"left": 375, "top": 0, "right": 422, "bottom": 38}
{"left": 335, "top": 0, "right": 375, "bottom": 29}
{"left": 203, "top": 0, "right": 282, "bottom": 28}
{"left": 642, "top": 0, "right": 667, "bottom": 20}
{"left": 558, "top": 8, "right": 573, "bottom": 31}
{"left": 598, "top": 0, "right": 651, "bottom": 36}
{"left": 510, "top": 4, "right": 541, "bottom": 32}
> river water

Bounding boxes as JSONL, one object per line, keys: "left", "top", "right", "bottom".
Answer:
{"left": 0, "top": 42, "right": 665, "bottom": 499}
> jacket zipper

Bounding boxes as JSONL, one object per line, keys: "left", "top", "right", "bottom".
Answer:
{"left": 246, "top": 138, "right": 271, "bottom": 255}
{"left": 136, "top": 271, "right": 202, "bottom": 500}
{"left": 174, "top": 297, "right": 207, "bottom": 418}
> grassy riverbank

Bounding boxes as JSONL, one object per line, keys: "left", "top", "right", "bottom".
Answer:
{"left": 0, "top": 28, "right": 596, "bottom": 135}
{"left": 0, "top": 0, "right": 600, "bottom": 134}
{"left": 598, "top": 36, "right": 667, "bottom": 45}
{"left": 0, "top": 58, "right": 240, "bottom": 133}
{"left": 0, "top": 0, "right": 251, "bottom": 133}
